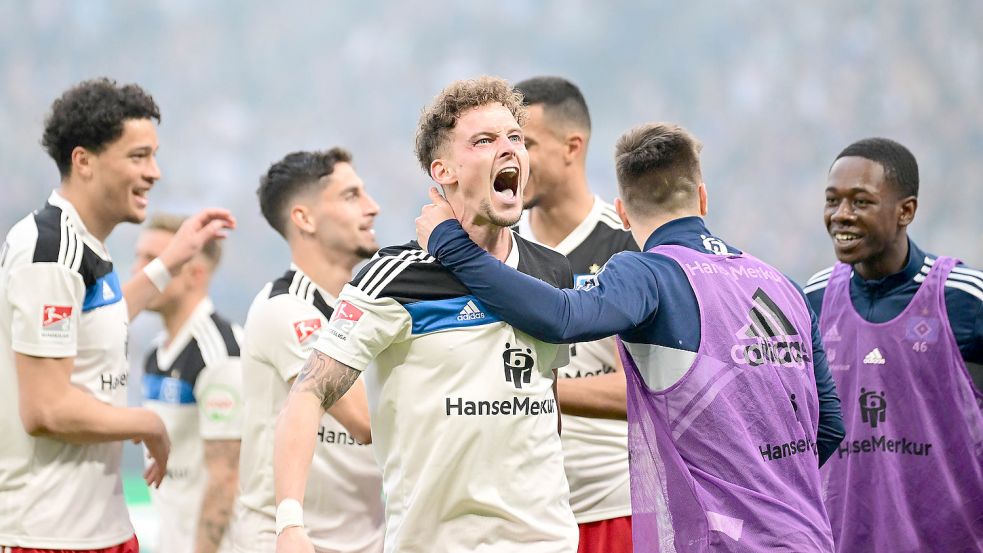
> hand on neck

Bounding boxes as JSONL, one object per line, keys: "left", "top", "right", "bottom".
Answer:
{"left": 443, "top": 190, "right": 513, "bottom": 262}
{"left": 458, "top": 215, "right": 513, "bottom": 262}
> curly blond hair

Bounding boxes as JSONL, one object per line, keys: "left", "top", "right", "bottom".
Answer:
{"left": 414, "top": 76, "right": 527, "bottom": 174}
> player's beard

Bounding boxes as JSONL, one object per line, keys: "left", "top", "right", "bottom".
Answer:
{"left": 354, "top": 245, "right": 378, "bottom": 260}
{"left": 479, "top": 198, "right": 521, "bottom": 228}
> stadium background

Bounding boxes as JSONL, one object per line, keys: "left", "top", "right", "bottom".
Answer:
{"left": 1, "top": 1, "right": 981, "bottom": 549}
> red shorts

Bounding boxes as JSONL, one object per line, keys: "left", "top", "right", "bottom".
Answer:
{"left": 578, "top": 516, "right": 632, "bottom": 553}
{"left": 7, "top": 535, "right": 139, "bottom": 553}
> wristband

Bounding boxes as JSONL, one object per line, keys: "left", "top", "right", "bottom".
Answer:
{"left": 275, "top": 498, "right": 304, "bottom": 535}
{"left": 143, "top": 258, "right": 172, "bottom": 293}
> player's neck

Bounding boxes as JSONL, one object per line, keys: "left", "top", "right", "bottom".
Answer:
{"left": 528, "top": 180, "right": 594, "bottom": 248}
{"left": 630, "top": 211, "right": 700, "bottom": 251}
{"left": 58, "top": 181, "right": 114, "bottom": 242}
{"left": 460, "top": 218, "right": 513, "bottom": 262}
{"left": 161, "top": 293, "right": 207, "bottom": 346}
{"left": 854, "top": 237, "right": 910, "bottom": 281}
{"left": 291, "top": 250, "right": 355, "bottom": 299}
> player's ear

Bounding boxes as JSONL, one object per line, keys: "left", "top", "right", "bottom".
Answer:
{"left": 71, "top": 146, "right": 94, "bottom": 180}
{"left": 564, "top": 133, "right": 586, "bottom": 164}
{"left": 897, "top": 196, "right": 917, "bottom": 228}
{"left": 698, "top": 182, "right": 708, "bottom": 216}
{"left": 430, "top": 158, "right": 455, "bottom": 187}
{"left": 614, "top": 197, "right": 631, "bottom": 230}
{"left": 289, "top": 204, "right": 316, "bottom": 236}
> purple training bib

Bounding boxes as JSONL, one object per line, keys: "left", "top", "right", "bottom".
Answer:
{"left": 820, "top": 257, "right": 983, "bottom": 552}
{"left": 621, "top": 245, "right": 833, "bottom": 552}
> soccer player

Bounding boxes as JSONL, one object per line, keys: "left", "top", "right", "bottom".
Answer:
{"left": 233, "top": 148, "right": 385, "bottom": 553}
{"left": 804, "top": 138, "right": 983, "bottom": 552}
{"left": 0, "top": 78, "right": 234, "bottom": 552}
{"left": 134, "top": 214, "right": 243, "bottom": 553}
{"left": 274, "top": 77, "right": 579, "bottom": 553}
{"left": 513, "top": 76, "right": 635, "bottom": 553}
{"left": 416, "top": 122, "right": 846, "bottom": 551}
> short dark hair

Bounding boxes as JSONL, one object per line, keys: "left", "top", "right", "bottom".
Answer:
{"left": 514, "top": 76, "right": 591, "bottom": 133}
{"left": 415, "top": 76, "right": 526, "bottom": 174}
{"left": 257, "top": 148, "right": 353, "bottom": 237}
{"left": 834, "top": 137, "right": 919, "bottom": 198}
{"left": 615, "top": 123, "right": 703, "bottom": 215}
{"left": 42, "top": 78, "right": 160, "bottom": 178}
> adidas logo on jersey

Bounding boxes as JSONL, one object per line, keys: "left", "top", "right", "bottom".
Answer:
{"left": 731, "top": 288, "right": 809, "bottom": 368}
{"left": 863, "top": 348, "right": 886, "bottom": 365}
{"left": 457, "top": 300, "right": 485, "bottom": 321}
{"left": 102, "top": 280, "right": 116, "bottom": 300}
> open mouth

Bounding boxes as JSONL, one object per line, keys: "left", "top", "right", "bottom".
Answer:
{"left": 832, "top": 232, "right": 862, "bottom": 245}
{"left": 132, "top": 188, "right": 150, "bottom": 208}
{"left": 493, "top": 167, "right": 519, "bottom": 200}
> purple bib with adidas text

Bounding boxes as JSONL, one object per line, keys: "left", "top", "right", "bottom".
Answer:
{"left": 819, "top": 257, "right": 983, "bottom": 552}
{"left": 620, "top": 245, "right": 833, "bottom": 552}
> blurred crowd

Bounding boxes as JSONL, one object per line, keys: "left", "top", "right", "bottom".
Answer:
{"left": 2, "top": 0, "right": 980, "bottom": 314}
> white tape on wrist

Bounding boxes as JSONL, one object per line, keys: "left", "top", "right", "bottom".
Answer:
{"left": 275, "top": 498, "right": 304, "bottom": 535}
{"left": 143, "top": 258, "right": 172, "bottom": 293}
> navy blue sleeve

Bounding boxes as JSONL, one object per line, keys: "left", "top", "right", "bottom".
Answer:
{"left": 810, "top": 305, "right": 846, "bottom": 466}
{"left": 429, "top": 220, "right": 657, "bottom": 343}
{"left": 805, "top": 287, "right": 824, "bottom": 319}
{"left": 945, "top": 287, "right": 983, "bottom": 391}
{"left": 793, "top": 281, "right": 845, "bottom": 466}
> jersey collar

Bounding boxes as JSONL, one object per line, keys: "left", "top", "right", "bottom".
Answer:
{"left": 288, "top": 262, "right": 338, "bottom": 305}
{"left": 504, "top": 230, "right": 520, "bottom": 268}
{"left": 156, "top": 297, "right": 216, "bottom": 371}
{"left": 517, "top": 195, "right": 602, "bottom": 256}
{"left": 850, "top": 238, "right": 925, "bottom": 294}
{"left": 47, "top": 190, "right": 111, "bottom": 259}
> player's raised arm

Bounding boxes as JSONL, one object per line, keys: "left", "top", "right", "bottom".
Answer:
{"left": 123, "top": 207, "right": 235, "bottom": 320}
{"left": 274, "top": 349, "right": 360, "bottom": 551}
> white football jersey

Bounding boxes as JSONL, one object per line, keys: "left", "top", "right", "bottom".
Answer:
{"left": 314, "top": 235, "right": 578, "bottom": 553}
{"left": 0, "top": 192, "right": 133, "bottom": 548}
{"left": 143, "top": 298, "right": 243, "bottom": 552}
{"left": 233, "top": 266, "right": 384, "bottom": 553}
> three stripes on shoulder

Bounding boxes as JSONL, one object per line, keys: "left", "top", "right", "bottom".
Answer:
{"left": 56, "top": 211, "right": 84, "bottom": 273}
{"left": 356, "top": 249, "right": 436, "bottom": 299}
{"left": 803, "top": 257, "right": 983, "bottom": 302}
{"left": 598, "top": 206, "right": 623, "bottom": 230}
{"left": 917, "top": 257, "right": 983, "bottom": 302}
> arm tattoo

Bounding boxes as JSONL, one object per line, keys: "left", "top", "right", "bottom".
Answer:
{"left": 197, "top": 440, "right": 239, "bottom": 552}
{"left": 292, "top": 350, "right": 360, "bottom": 411}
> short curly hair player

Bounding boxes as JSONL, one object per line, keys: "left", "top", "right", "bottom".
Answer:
{"left": 0, "top": 78, "right": 234, "bottom": 553}
{"left": 272, "top": 77, "right": 579, "bottom": 553}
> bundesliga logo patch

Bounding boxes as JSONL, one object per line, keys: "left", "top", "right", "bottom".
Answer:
{"left": 41, "top": 305, "right": 72, "bottom": 337}
{"left": 328, "top": 301, "right": 363, "bottom": 341}
{"left": 292, "top": 319, "right": 322, "bottom": 344}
